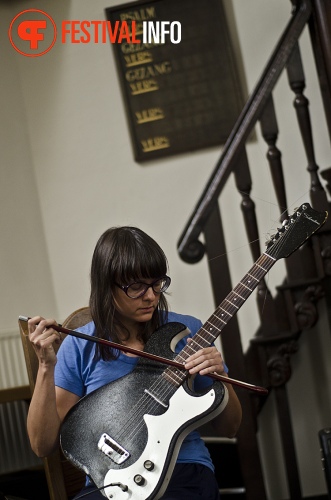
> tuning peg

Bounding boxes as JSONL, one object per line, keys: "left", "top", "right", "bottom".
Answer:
{"left": 265, "top": 232, "right": 280, "bottom": 246}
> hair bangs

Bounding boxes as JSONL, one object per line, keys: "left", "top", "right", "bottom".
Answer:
{"left": 113, "top": 228, "right": 168, "bottom": 285}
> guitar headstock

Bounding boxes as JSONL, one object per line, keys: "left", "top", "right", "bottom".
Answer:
{"left": 265, "top": 203, "right": 327, "bottom": 260}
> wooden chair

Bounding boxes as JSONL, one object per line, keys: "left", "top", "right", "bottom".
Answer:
{"left": 19, "top": 308, "right": 92, "bottom": 500}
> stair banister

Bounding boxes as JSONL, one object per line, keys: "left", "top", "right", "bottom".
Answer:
{"left": 177, "top": 0, "right": 312, "bottom": 264}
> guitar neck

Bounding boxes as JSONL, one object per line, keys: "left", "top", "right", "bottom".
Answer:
{"left": 173, "top": 252, "right": 276, "bottom": 368}
{"left": 173, "top": 203, "right": 327, "bottom": 367}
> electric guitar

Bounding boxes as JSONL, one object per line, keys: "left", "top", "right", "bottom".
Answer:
{"left": 60, "top": 203, "right": 327, "bottom": 499}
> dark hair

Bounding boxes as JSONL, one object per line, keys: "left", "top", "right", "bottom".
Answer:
{"left": 89, "top": 226, "right": 169, "bottom": 360}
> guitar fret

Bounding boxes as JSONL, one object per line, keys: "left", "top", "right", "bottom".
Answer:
{"left": 204, "top": 320, "right": 223, "bottom": 334}
{"left": 232, "top": 290, "right": 246, "bottom": 301}
{"left": 181, "top": 339, "right": 201, "bottom": 355}
{"left": 263, "top": 252, "right": 276, "bottom": 261}
{"left": 234, "top": 281, "right": 251, "bottom": 292}
{"left": 174, "top": 336, "right": 206, "bottom": 365}
{"left": 174, "top": 352, "right": 189, "bottom": 365}
{"left": 228, "top": 292, "right": 246, "bottom": 308}
{"left": 219, "top": 307, "right": 233, "bottom": 319}
{"left": 185, "top": 337, "right": 201, "bottom": 348}
{"left": 200, "top": 326, "right": 218, "bottom": 341}
{"left": 247, "top": 273, "right": 259, "bottom": 282}
{"left": 253, "top": 269, "right": 267, "bottom": 279}
{"left": 238, "top": 282, "right": 253, "bottom": 291}
{"left": 170, "top": 372, "right": 183, "bottom": 384}
{"left": 163, "top": 368, "right": 185, "bottom": 386}
{"left": 194, "top": 331, "right": 213, "bottom": 346}
{"left": 225, "top": 298, "right": 239, "bottom": 309}
{"left": 217, "top": 316, "right": 227, "bottom": 325}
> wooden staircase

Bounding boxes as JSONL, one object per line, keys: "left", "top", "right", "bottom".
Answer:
{"left": 178, "top": 1, "right": 331, "bottom": 498}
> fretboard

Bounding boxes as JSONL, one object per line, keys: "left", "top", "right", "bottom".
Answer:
{"left": 163, "top": 252, "right": 276, "bottom": 387}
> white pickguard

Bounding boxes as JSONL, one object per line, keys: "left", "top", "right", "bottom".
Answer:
{"left": 103, "top": 384, "right": 228, "bottom": 499}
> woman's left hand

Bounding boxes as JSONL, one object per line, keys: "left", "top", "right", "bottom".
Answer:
{"left": 184, "top": 340, "right": 227, "bottom": 377}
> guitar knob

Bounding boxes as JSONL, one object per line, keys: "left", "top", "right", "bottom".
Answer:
{"left": 134, "top": 474, "right": 146, "bottom": 486}
{"left": 144, "top": 460, "right": 155, "bottom": 471}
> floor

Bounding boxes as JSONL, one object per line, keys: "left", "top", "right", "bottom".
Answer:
{"left": 0, "top": 468, "right": 329, "bottom": 500}
{"left": 0, "top": 469, "right": 49, "bottom": 500}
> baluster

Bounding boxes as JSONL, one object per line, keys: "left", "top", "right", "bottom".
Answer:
{"left": 290, "top": 0, "right": 300, "bottom": 12}
{"left": 259, "top": 96, "right": 303, "bottom": 280}
{"left": 203, "top": 204, "right": 267, "bottom": 499}
{"left": 320, "top": 168, "right": 331, "bottom": 196}
{"left": 308, "top": 0, "right": 331, "bottom": 139}
{"left": 259, "top": 95, "right": 288, "bottom": 222}
{"left": 233, "top": 150, "right": 277, "bottom": 333}
{"left": 287, "top": 42, "right": 329, "bottom": 212}
{"left": 234, "top": 149, "right": 261, "bottom": 262}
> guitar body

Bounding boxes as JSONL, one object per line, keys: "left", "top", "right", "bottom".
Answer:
{"left": 60, "top": 322, "right": 228, "bottom": 499}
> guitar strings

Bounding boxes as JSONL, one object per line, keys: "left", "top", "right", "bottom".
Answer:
{"left": 113, "top": 255, "right": 275, "bottom": 444}
{"left": 116, "top": 217, "right": 298, "bottom": 443}
{"left": 205, "top": 192, "right": 311, "bottom": 323}
{"left": 102, "top": 205, "right": 308, "bottom": 449}
{"left": 114, "top": 322, "right": 224, "bottom": 442}
{"left": 206, "top": 189, "right": 310, "bottom": 263}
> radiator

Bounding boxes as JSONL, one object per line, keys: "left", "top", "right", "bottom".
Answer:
{"left": 0, "top": 400, "right": 41, "bottom": 474}
{"left": 0, "top": 328, "right": 41, "bottom": 474}
{"left": 0, "top": 328, "right": 29, "bottom": 389}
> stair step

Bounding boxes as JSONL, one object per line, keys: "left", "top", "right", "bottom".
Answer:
{"left": 220, "top": 487, "right": 246, "bottom": 495}
{"left": 203, "top": 436, "right": 237, "bottom": 444}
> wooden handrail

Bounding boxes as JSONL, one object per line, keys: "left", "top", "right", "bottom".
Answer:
{"left": 177, "top": 0, "right": 312, "bottom": 263}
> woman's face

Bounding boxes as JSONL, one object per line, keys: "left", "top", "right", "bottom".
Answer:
{"left": 113, "top": 278, "right": 161, "bottom": 331}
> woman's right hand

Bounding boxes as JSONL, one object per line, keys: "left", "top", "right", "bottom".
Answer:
{"left": 28, "top": 316, "right": 63, "bottom": 366}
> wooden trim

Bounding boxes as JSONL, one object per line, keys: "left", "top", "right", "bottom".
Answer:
{"left": 0, "top": 385, "right": 31, "bottom": 404}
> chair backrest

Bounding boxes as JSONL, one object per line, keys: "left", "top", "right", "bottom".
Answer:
{"left": 19, "top": 307, "right": 92, "bottom": 500}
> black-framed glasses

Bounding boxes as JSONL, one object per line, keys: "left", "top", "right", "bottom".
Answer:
{"left": 115, "top": 276, "right": 171, "bottom": 299}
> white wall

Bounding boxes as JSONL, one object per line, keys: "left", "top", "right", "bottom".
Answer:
{"left": 0, "top": 2, "right": 57, "bottom": 331}
{"left": 1, "top": 0, "right": 331, "bottom": 497}
{"left": 8, "top": 0, "right": 222, "bottom": 325}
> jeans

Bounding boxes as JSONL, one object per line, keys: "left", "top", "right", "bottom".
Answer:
{"left": 72, "top": 463, "right": 220, "bottom": 499}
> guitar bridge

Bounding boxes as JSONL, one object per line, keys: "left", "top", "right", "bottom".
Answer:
{"left": 98, "top": 433, "right": 130, "bottom": 464}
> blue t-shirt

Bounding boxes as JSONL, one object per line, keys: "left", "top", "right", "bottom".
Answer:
{"left": 55, "top": 311, "right": 223, "bottom": 472}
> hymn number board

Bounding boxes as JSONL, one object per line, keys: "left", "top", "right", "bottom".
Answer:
{"left": 105, "top": 0, "right": 245, "bottom": 162}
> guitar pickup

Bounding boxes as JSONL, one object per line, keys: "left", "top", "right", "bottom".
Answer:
{"left": 98, "top": 433, "right": 130, "bottom": 464}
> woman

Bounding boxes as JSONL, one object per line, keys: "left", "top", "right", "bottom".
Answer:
{"left": 27, "top": 226, "right": 242, "bottom": 499}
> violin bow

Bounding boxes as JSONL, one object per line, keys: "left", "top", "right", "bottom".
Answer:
{"left": 19, "top": 315, "right": 268, "bottom": 395}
